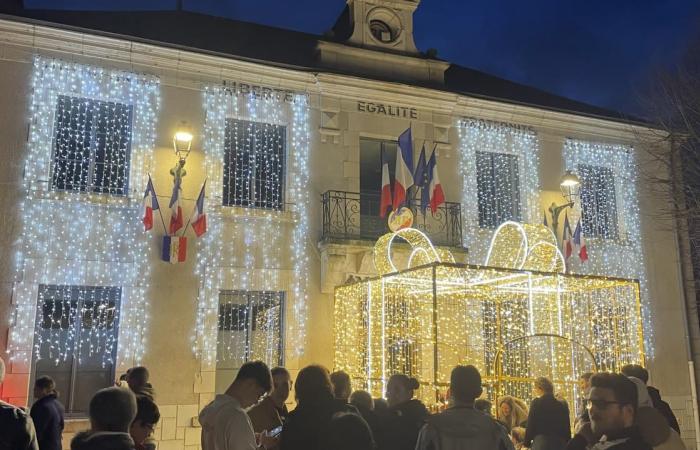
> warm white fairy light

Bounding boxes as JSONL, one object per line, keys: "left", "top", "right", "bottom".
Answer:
{"left": 194, "top": 85, "right": 310, "bottom": 365}
{"left": 457, "top": 118, "right": 541, "bottom": 261}
{"left": 563, "top": 138, "right": 653, "bottom": 357}
{"left": 9, "top": 56, "right": 159, "bottom": 367}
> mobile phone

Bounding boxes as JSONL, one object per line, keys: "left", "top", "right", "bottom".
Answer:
{"left": 269, "top": 425, "right": 283, "bottom": 438}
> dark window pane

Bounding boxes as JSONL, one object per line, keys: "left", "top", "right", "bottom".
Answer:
{"left": 223, "top": 119, "right": 285, "bottom": 210}
{"left": 52, "top": 95, "right": 132, "bottom": 195}
{"left": 578, "top": 164, "right": 619, "bottom": 239}
{"left": 476, "top": 151, "right": 521, "bottom": 228}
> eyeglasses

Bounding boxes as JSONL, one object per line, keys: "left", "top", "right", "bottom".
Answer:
{"left": 586, "top": 399, "right": 622, "bottom": 409}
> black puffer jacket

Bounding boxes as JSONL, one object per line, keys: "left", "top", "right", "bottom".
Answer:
{"left": 70, "top": 431, "right": 135, "bottom": 450}
{"left": 281, "top": 397, "right": 359, "bottom": 450}
{"left": 0, "top": 400, "right": 38, "bottom": 450}
{"left": 647, "top": 386, "right": 681, "bottom": 434}
{"left": 379, "top": 399, "right": 429, "bottom": 450}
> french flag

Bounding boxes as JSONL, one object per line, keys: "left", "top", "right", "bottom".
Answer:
{"left": 573, "top": 218, "right": 588, "bottom": 262}
{"left": 427, "top": 148, "right": 445, "bottom": 214}
{"left": 191, "top": 182, "right": 207, "bottom": 237}
{"left": 562, "top": 213, "right": 573, "bottom": 259}
{"left": 169, "top": 177, "right": 184, "bottom": 235}
{"left": 162, "top": 236, "right": 187, "bottom": 264}
{"left": 392, "top": 128, "right": 414, "bottom": 210}
{"left": 142, "top": 175, "right": 159, "bottom": 232}
{"left": 379, "top": 151, "right": 392, "bottom": 218}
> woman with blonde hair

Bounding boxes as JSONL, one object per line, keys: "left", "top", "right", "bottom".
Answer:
{"left": 497, "top": 395, "right": 529, "bottom": 431}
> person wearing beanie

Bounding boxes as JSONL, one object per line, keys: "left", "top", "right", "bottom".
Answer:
{"left": 71, "top": 387, "right": 138, "bottom": 450}
{"left": 415, "top": 365, "right": 514, "bottom": 450}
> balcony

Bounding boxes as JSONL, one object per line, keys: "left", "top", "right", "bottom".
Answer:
{"left": 321, "top": 190, "right": 464, "bottom": 248}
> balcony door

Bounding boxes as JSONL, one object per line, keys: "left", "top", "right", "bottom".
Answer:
{"left": 359, "top": 138, "right": 397, "bottom": 238}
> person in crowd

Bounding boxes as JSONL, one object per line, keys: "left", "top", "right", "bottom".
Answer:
{"left": 199, "top": 361, "right": 276, "bottom": 450}
{"left": 330, "top": 370, "right": 352, "bottom": 403}
{"left": 280, "top": 365, "right": 358, "bottom": 450}
{"left": 415, "top": 365, "right": 514, "bottom": 450}
{"left": 248, "top": 366, "right": 292, "bottom": 436}
{"left": 374, "top": 397, "right": 389, "bottom": 415}
{"left": 126, "top": 367, "right": 155, "bottom": 400}
{"left": 30, "top": 375, "right": 65, "bottom": 450}
{"left": 327, "top": 412, "right": 376, "bottom": 450}
{"left": 350, "top": 390, "right": 384, "bottom": 447}
{"left": 474, "top": 398, "right": 493, "bottom": 416}
{"left": 566, "top": 373, "right": 651, "bottom": 450}
{"left": 575, "top": 372, "right": 594, "bottom": 428}
{"left": 524, "top": 376, "right": 571, "bottom": 450}
{"left": 621, "top": 364, "right": 680, "bottom": 434}
{"left": 381, "top": 374, "right": 429, "bottom": 450}
{"left": 510, "top": 427, "right": 527, "bottom": 450}
{"left": 626, "top": 377, "right": 685, "bottom": 450}
{"left": 0, "top": 356, "right": 39, "bottom": 450}
{"left": 130, "top": 396, "right": 160, "bottom": 450}
{"left": 71, "top": 387, "right": 137, "bottom": 450}
{"left": 497, "top": 395, "right": 529, "bottom": 431}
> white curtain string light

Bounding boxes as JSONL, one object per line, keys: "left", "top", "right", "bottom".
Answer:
{"left": 457, "top": 118, "right": 541, "bottom": 261}
{"left": 563, "top": 139, "right": 653, "bottom": 357}
{"left": 9, "top": 56, "right": 159, "bottom": 367}
{"left": 194, "top": 85, "right": 310, "bottom": 365}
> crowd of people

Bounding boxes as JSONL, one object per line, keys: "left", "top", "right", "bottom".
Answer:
{"left": 0, "top": 355, "right": 688, "bottom": 450}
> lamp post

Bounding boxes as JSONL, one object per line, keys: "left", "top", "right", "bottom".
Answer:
{"left": 170, "top": 122, "right": 193, "bottom": 185}
{"left": 548, "top": 170, "right": 581, "bottom": 234}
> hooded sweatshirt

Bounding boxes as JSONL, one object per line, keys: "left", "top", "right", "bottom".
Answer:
{"left": 70, "top": 431, "right": 135, "bottom": 450}
{"left": 198, "top": 394, "right": 257, "bottom": 450}
{"left": 415, "top": 406, "right": 515, "bottom": 450}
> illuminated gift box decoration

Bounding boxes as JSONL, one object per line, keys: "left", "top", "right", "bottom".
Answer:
{"left": 334, "top": 222, "right": 644, "bottom": 413}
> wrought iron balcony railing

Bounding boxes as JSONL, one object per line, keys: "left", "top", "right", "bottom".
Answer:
{"left": 321, "top": 190, "right": 464, "bottom": 248}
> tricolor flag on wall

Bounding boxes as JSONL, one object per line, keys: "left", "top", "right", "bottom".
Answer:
{"left": 392, "top": 127, "right": 414, "bottom": 210}
{"left": 573, "top": 218, "right": 588, "bottom": 262}
{"left": 169, "top": 178, "right": 183, "bottom": 235}
{"left": 427, "top": 148, "right": 445, "bottom": 214}
{"left": 562, "top": 213, "right": 573, "bottom": 260}
{"left": 413, "top": 145, "right": 429, "bottom": 214}
{"left": 142, "top": 175, "right": 159, "bottom": 231}
{"left": 191, "top": 181, "right": 207, "bottom": 237}
{"left": 162, "top": 236, "right": 187, "bottom": 263}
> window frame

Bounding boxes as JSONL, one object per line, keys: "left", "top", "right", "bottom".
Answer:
{"left": 222, "top": 118, "right": 287, "bottom": 211}
{"left": 30, "top": 284, "right": 121, "bottom": 417}
{"left": 49, "top": 95, "right": 134, "bottom": 197}
{"left": 216, "top": 290, "right": 285, "bottom": 368}
{"left": 578, "top": 164, "right": 620, "bottom": 240}
{"left": 475, "top": 150, "right": 522, "bottom": 229}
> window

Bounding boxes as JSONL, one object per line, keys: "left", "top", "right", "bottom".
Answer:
{"left": 52, "top": 95, "right": 133, "bottom": 196}
{"left": 32, "top": 285, "right": 120, "bottom": 415}
{"left": 359, "top": 138, "right": 397, "bottom": 236}
{"left": 476, "top": 151, "right": 521, "bottom": 228}
{"left": 223, "top": 119, "right": 286, "bottom": 210}
{"left": 217, "top": 290, "right": 284, "bottom": 367}
{"left": 578, "top": 164, "right": 619, "bottom": 239}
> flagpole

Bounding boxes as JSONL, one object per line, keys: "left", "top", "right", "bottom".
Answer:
{"left": 150, "top": 173, "right": 168, "bottom": 234}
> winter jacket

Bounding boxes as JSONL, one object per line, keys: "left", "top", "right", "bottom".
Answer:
{"left": 199, "top": 394, "right": 257, "bottom": 450}
{"left": 648, "top": 386, "right": 681, "bottom": 434}
{"left": 379, "top": 399, "right": 429, "bottom": 450}
{"left": 525, "top": 394, "right": 571, "bottom": 449}
{"left": 70, "top": 431, "right": 135, "bottom": 450}
{"left": 31, "top": 394, "right": 65, "bottom": 450}
{"left": 280, "top": 396, "right": 358, "bottom": 450}
{"left": 414, "top": 405, "right": 515, "bottom": 450}
{"left": 566, "top": 427, "right": 652, "bottom": 450}
{"left": 497, "top": 396, "right": 529, "bottom": 431}
{"left": 353, "top": 404, "right": 385, "bottom": 449}
{"left": 0, "top": 400, "right": 39, "bottom": 450}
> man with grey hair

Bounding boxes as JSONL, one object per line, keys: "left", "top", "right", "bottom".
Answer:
{"left": 0, "top": 356, "right": 39, "bottom": 449}
{"left": 71, "top": 387, "right": 137, "bottom": 450}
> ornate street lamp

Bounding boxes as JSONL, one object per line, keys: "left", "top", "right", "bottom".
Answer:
{"left": 171, "top": 122, "right": 193, "bottom": 184}
{"left": 548, "top": 170, "right": 581, "bottom": 233}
